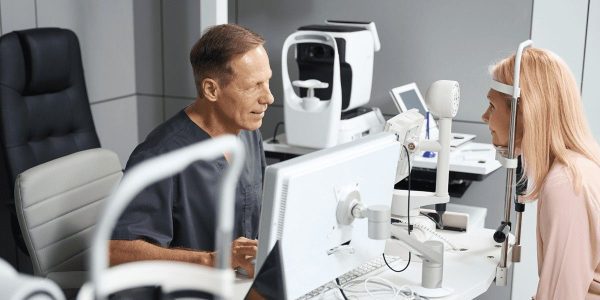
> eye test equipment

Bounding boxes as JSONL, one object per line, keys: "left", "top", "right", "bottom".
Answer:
{"left": 257, "top": 80, "right": 463, "bottom": 298}
{"left": 389, "top": 82, "right": 476, "bottom": 150}
{"left": 489, "top": 39, "right": 533, "bottom": 286}
{"left": 281, "top": 20, "right": 386, "bottom": 149}
{"left": 333, "top": 80, "right": 462, "bottom": 297}
{"left": 389, "top": 80, "right": 462, "bottom": 230}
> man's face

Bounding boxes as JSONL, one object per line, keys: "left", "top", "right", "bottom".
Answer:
{"left": 215, "top": 45, "right": 274, "bottom": 132}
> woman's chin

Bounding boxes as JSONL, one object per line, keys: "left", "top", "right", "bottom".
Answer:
{"left": 492, "top": 141, "right": 508, "bottom": 148}
{"left": 493, "top": 144, "right": 523, "bottom": 158}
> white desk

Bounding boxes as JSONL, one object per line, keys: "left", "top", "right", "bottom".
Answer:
{"left": 233, "top": 227, "right": 505, "bottom": 299}
{"left": 233, "top": 278, "right": 253, "bottom": 299}
{"left": 264, "top": 134, "right": 501, "bottom": 176}
{"left": 413, "top": 142, "right": 501, "bottom": 175}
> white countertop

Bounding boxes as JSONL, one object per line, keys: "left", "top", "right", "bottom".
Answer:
{"left": 264, "top": 134, "right": 501, "bottom": 175}
{"left": 234, "top": 227, "right": 506, "bottom": 299}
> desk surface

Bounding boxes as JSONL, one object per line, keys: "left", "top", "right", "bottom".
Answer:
{"left": 412, "top": 142, "right": 501, "bottom": 175}
{"left": 233, "top": 228, "right": 505, "bottom": 299}
{"left": 264, "top": 134, "right": 501, "bottom": 176}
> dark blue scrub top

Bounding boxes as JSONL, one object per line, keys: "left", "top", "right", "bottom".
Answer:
{"left": 111, "top": 110, "right": 266, "bottom": 251}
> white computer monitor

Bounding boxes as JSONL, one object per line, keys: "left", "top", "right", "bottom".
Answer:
{"left": 256, "top": 132, "right": 401, "bottom": 299}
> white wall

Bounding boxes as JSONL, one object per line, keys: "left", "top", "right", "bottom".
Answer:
{"left": 531, "top": 0, "right": 589, "bottom": 87}
{"left": 0, "top": 0, "right": 35, "bottom": 33}
{"left": 582, "top": 0, "right": 600, "bottom": 140}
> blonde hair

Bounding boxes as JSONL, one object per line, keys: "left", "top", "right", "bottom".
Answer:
{"left": 492, "top": 48, "right": 600, "bottom": 200}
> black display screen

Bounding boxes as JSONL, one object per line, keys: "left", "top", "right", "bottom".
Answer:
{"left": 244, "top": 241, "right": 286, "bottom": 300}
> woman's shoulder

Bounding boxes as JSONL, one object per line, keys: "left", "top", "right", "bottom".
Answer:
{"left": 548, "top": 150, "right": 599, "bottom": 177}
{"left": 542, "top": 151, "right": 600, "bottom": 202}
{"left": 543, "top": 159, "right": 570, "bottom": 187}
{"left": 573, "top": 151, "right": 600, "bottom": 171}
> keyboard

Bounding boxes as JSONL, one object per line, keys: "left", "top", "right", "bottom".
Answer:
{"left": 298, "top": 255, "right": 403, "bottom": 299}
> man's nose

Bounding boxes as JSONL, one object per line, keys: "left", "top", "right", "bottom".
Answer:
{"left": 262, "top": 88, "right": 274, "bottom": 105}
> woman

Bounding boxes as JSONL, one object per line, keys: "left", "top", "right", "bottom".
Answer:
{"left": 483, "top": 48, "right": 600, "bottom": 299}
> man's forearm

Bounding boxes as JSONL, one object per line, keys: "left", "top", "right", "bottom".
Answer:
{"left": 109, "top": 240, "right": 214, "bottom": 267}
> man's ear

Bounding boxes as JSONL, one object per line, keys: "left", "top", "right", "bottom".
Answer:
{"left": 201, "top": 78, "right": 219, "bottom": 102}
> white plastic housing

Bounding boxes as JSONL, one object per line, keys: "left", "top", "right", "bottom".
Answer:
{"left": 321, "top": 29, "right": 375, "bottom": 111}
{"left": 391, "top": 190, "right": 449, "bottom": 218}
{"left": 384, "top": 109, "right": 424, "bottom": 183}
{"left": 256, "top": 133, "right": 400, "bottom": 299}
{"left": 282, "top": 31, "right": 342, "bottom": 148}
{"left": 425, "top": 80, "right": 460, "bottom": 118}
{"left": 282, "top": 25, "right": 379, "bottom": 148}
{"left": 367, "top": 205, "right": 391, "bottom": 240}
{"left": 325, "top": 20, "right": 381, "bottom": 52}
{"left": 337, "top": 108, "right": 386, "bottom": 145}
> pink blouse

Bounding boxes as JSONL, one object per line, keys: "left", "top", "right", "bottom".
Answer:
{"left": 536, "top": 152, "right": 600, "bottom": 299}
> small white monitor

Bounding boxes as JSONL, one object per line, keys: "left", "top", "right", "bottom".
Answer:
{"left": 256, "top": 132, "right": 401, "bottom": 299}
{"left": 389, "top": 82, "right": 476, "bottom": 147}
{"left": 389, "top": 82, "right": 437, "bottom": 134}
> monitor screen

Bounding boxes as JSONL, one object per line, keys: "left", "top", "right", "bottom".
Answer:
{"left": 245, "top": 241, "right": 285, "bottom": 300}
{"left": 256, "top": 132, "right": 401, "bottom": 299}
{"left": 389, "top": 83, "right": 438, "bottom": 137}
{"left": 399, "top": 89, "right": 427, "bottom": 115}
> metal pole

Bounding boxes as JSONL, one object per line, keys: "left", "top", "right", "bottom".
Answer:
{"left": 500, "top": 97, "right": 518, "bottom": 268}
{"left": 512, "top": 158, "right": 526, "bottom": 263}
{"left": 512, "top": 210, "right": 523, "bottom": 262}
{"left": 495, "top": 39, "right": 532, "bottom": 286}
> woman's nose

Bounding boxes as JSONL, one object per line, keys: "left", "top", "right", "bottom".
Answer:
{"left": 481, "top": 110, "right": 489, "bottom": 123}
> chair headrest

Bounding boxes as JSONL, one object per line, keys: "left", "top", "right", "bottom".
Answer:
{"left": 17, "top": 28, "right": 75, "bottom": 94}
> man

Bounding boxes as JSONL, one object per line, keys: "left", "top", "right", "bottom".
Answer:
{"left": 110, "top": 24, "right": 274, "bottom": 278}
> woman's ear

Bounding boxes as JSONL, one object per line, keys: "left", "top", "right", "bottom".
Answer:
{"left": 201, "top": 78, "right": 219, "bottom": 102}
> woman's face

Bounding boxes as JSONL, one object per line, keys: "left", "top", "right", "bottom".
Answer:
{"left": 482, "top": 89, "right": 523, "bottom": 150}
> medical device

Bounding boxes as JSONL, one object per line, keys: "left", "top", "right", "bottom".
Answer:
{"left": 489, "top": 39, "right": 533, "bottom": 286}
{"left": 389, "top": 82, "right": 475, "bottom": 148}
{"left": 281, "top": 20, "right": 385, "bottom": 148}
{"left": 377, "top": 81, "right": 459, "bottom": 297}
{"left": 256, "top": 80, "right": 459, "bottom": 298}
{"left": 341, "top": 80, "right": 460, "bottom": 296}
{"left": 0, "top": 258, "right": 65, "bottom": 300}
{"left": 330, "top": 95, "right": 457, "bottom": 296}
{"left": 77, "top": 135, "right": 244, "bottom": 300}
{"left": 389, "top": 80, "right": 461, "bottom": 231}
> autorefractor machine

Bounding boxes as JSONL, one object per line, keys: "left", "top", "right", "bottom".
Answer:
{"left": 281, "top": 20, "right": 386, "bottom": 149}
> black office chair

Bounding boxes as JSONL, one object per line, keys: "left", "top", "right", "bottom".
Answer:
{"left": 0, "top": 28, "right": 101, "bottom": 272}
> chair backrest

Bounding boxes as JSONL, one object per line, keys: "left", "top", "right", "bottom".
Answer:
{"left": 14, "top": 148, "right": 122, "bottom": 289}
{"left": 0, "top": 27, "right": 100, "bottom": 270}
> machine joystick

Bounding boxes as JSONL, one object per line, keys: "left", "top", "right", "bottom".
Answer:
{"left": 292, "top": 79, "right": 329, "bottom": 111}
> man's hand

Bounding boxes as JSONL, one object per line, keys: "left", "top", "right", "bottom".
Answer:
{"left": 231, "top": 237, "right": 258, "bottom": 278}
